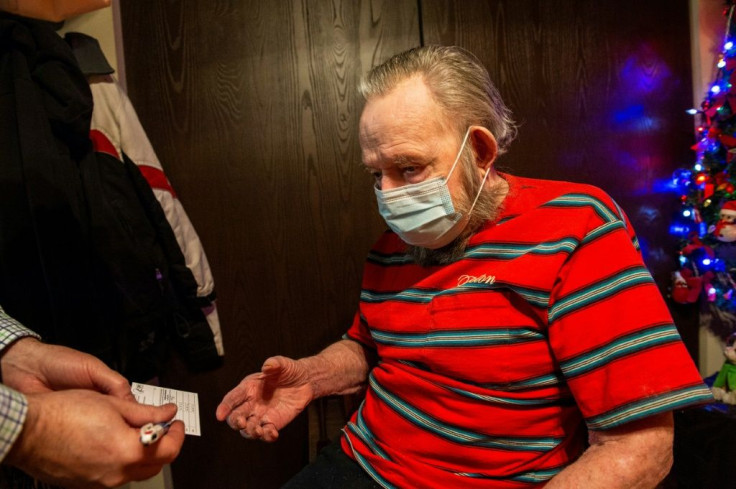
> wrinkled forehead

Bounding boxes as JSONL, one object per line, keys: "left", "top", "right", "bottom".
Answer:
{"left": 359, "top": 76, "right": 454, "bottom": 142}
{"left": 358, "top": 107, "right": 456, "bottom": 169}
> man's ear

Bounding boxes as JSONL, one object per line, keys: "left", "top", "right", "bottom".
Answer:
{"left": 469, "top": 126, "right": 498, "bottom": 170}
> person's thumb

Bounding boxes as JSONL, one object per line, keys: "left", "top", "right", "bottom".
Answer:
{"left": 261, "top": 355, "right": 306, "bottom": 386}
{"left": 261, "top": 356, "right": 289, "bottom": 375}
{"left": 116, "top": 399, "right": 178, "bottom": 427}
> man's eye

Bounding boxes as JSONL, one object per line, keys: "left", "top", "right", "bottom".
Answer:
{"left": 363, "top": 166, "right": 381, "bottom": 180}
{"left": 402, "top": 166, "right": 418, "bottom": 175}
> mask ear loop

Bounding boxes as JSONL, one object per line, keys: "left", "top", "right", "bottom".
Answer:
{"left": 446, "top": 127, "right": 491, "bottom": 211}
{"left": 469, "top": 165, "right": 492, "bottom": 210}
{"left": 445, "top": 127, "right": 473, "bottom": 181}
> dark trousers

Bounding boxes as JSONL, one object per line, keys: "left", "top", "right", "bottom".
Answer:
{"left": 282, "top": 438, "right": 381, "bottom": 489}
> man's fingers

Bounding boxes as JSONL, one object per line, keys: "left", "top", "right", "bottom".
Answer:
{"left": 226, "top": 412, "right": 247, "bottom": 431}
{"left": 222, "top": 397, "right": 258, "bottom": 430}
{"left": 216, "top": 376, "right": 262, "bottom": 421}
{"left": 134, "top": 421, "right": 185, "bottom": 468}
{"left": 216, "top": 393, "right": 245, "bottom": 421}
{"left": 262, "top": 423, "right": 279, "bottom": 442}
{"left": 238, "top": 420, "right": 279, "bottom": 442}
{"left": 243, "top": 412, "right": 266, "bottom": 440}
{"left": 215, "top": 402, "right": 233, "bottom": 422}
{"left": 154, "top": 420, "right": 185, "bottom": 462}
{"left": 91, "top": 368, "right": 132, "bottom": 399}
{"left": 117, "top": 399, "right": 178, "bottom": 427}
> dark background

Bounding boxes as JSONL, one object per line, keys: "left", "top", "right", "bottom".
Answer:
{"left": 119, "top": 1, "right": 695, "bottom": 487}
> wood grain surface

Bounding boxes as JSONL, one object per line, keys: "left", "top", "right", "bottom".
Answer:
{"left": 121, "top": 1, "right": 417, "bottom": 487}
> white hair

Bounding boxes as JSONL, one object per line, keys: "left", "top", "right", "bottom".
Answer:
{"left": 359, "top": 45, "right": 517, "bottom": 155}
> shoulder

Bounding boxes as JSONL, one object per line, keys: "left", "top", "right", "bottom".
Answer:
{"left": 502, "top": 174, "right": 623, "bottom": 219}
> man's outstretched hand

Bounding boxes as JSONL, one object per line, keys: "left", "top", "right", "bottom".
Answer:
{"left": 217, "top": 356, "right": 314, "bottom": 442}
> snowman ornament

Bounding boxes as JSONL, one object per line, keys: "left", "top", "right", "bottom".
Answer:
{"left": 715, "top": 201, "right": 736, "bottom": 242}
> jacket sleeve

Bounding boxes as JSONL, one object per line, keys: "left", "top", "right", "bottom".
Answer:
{"left": 89, "top": 80, "right": 223, "bottom": 355}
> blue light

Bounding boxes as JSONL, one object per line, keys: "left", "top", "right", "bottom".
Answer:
{"left": 687, "top": 108, "right": 699, "bottom": 115}
{"left": 669, "top": 223, "right": 691, "bottom": 237}
{"left": 712, "top": 85, "right": 722, "bottom": 94}
{"left": 709, "top": 286, "right": 717, "bottom": 294}
{"left": 618, "top": 48, "right": 669, "bottom": 96}
{"left": 651, "top": 177, "right": 679, "bottom": 194}
{"left": 725, "top": 41, "right": 734, "bottom": 50}
{"left": 703, "top": 258, "right": 712, "bottom": 266}
{"left": 612, "top": 105, "right": 661, "bottom": 131}
{"left": 694, "top": 163, "right": 703, "bottom": 171}
{"left": 672, "top": 168, "right": 693, "bottom": 188}
{"left": 719, "top": 59, "right": 727, "bottom": 68}
{"left": 680, "top": 255, "right": 687, "bottom": 266}
{"left": 683, "top": 209, "right": 692, "bottom": 217}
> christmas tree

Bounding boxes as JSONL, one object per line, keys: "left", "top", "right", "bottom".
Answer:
{"left": 672, "top": 2, "right": 736, "bottom": 340}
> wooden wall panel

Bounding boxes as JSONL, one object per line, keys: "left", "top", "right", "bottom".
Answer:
{"left": 120, "top": 1, "right": 418, "bottom": 487}
{"left": 422, "top": 0, "right": 698, "bottom": 357}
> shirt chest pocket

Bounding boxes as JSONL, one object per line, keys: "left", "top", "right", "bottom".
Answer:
{"left": 427, "top": 290, "right": 517, "bottom": 385}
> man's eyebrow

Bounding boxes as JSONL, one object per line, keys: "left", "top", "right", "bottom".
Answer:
{"left": 394, "top": 154, "right": 433, "bottom": 165}
{"left": 393, "top": 155, "right": 409, "bottom": 165}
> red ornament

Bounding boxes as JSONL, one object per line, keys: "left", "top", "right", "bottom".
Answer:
{"left": 708, "top": 125, "right": 723, "bottom": 140}
{"left": 706, "top": 94, "right": 727, "bottom": 118}
{"left": 720, "top": 134, "right": 736, "bottom": 148}
{"left": 694, "top": 208, "right": 703, "bottom": 223}
{"left": 707, "top": 184, "right": 716, "bottom": 198}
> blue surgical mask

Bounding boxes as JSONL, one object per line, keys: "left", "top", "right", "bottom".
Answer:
{"left": 374, "top": 128, "right": 490, "bottom": 249}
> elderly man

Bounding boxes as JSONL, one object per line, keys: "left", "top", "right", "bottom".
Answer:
{"left": 217, "top": 45, "right": 711, "bottom": 488}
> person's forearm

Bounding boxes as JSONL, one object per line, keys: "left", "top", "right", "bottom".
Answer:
{"left": 297, "top": 339, "right": 372, "bottom": 399}
{"left": 544, "top": 413, "right": 673, "bottom": 489}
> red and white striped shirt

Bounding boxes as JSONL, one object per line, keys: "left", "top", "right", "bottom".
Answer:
{"left": 342, "top": 174, "right": 711, "bottom": 488}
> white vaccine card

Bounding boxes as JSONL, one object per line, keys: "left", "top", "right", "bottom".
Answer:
{"left": 131, "top": 382, "right": 201, "bottom": 436}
